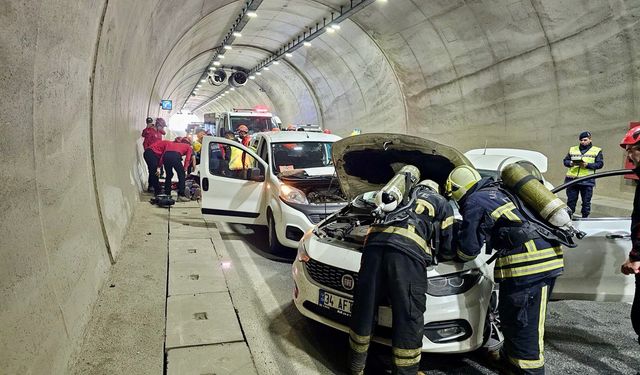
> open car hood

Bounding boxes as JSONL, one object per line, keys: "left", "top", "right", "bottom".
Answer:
{"left": 332, "top": 133, "right": 473, "bottom": 200}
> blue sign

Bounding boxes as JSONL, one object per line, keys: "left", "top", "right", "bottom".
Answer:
{"left": 160, "top": 100, "right": 172, "bottom": 110}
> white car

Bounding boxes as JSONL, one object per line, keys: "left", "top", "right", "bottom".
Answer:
{"left": 292, "top": 133, "right": 633, "bottom": 355}
{"left": 200, "top": 131, "right": 347, "bottom": 250}
{"left": 465, "top": 148, "right": 634, "bottom": 302}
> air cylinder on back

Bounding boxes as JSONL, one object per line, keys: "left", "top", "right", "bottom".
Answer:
{"left": 501, "top": 163, "right": 572, "bottom": 228}
{"left": 374, "top": 165, "right": 421, "bottom": 214}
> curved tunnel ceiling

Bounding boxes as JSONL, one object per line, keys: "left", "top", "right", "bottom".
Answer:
{"left": 153, "top": 0, "right": 637, "bottom": 191}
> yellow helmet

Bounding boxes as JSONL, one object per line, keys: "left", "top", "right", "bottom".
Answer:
{"left": 417, "top": 179, "right": 440, "bottom": 193}
{"left": 445, "top": 165, "right": 481, "bottom": 201}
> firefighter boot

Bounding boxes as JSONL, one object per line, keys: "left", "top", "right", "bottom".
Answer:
{"left": 348, "top": 349, "right": 367, "bottom": 375}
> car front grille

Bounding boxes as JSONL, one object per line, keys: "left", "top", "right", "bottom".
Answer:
{"left": 307, "top": 213, "right": 329, "bottom": 224}
{"left": 305, "top": 258, "right": 359, "bottom": 294}
{"left": 302, "top": 301, "right": 393, "bottom": 340}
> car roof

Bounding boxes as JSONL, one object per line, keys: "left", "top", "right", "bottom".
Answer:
{"left": 256, "top": 131, "right": 342, "bottom": 143}
{"left": 466, "top": 154, "right": 528, "bottom": 171}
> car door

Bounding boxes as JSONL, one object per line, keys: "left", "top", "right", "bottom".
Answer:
{"left": 550, "top": 174, "right": 633, "bottom": 302}
{"left": 200, "top": 136, "right": 268, "bottom": 225}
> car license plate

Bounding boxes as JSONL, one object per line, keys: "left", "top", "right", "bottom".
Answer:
{"left": 318, "top": 290, "right": 353, "bottom": 316}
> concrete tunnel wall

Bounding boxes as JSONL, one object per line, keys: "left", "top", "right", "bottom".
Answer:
{"left": 1, "top": 0, "right": 639, "bottom": 373}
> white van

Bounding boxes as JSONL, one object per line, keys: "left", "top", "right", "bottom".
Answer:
{"left": 200, "top": 131, "right": 347, "bottom": 251}
{"left": 216, "top": 108, "right": 279, "bottom": 136}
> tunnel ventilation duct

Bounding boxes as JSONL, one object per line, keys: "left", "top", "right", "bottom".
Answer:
{"left": 229, "top": 71, "right": 248, "bottom": 87}
{"left": 208, "top": 69, "right": 227, "bottom": 86}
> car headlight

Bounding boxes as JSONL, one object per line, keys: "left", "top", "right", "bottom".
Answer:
{"left": 279, "top": 184, "right": 308, "bottom": 204}
{"left": 427, "top": 269, "right": 482, "bottom": 296}
{"left": 297, "top": 241, "right": 310, "bottom": 263}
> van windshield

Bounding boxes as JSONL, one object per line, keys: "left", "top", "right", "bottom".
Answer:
{"left": 271, "top": 142, "right": 334, "bottom": 173}
{"left": 230, "top": 116, "right": 273, "bottom": 134}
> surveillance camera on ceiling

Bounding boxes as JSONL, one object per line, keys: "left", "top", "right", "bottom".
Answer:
{"left": 229, "top": 71, "right": 248, "bottom": 87}
{"left": 208, "top": 69, "right": 227, "bottom": 86}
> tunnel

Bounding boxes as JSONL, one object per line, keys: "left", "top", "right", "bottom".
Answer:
{"left": 2, "top": 0, "right": 640, "bottom": 373}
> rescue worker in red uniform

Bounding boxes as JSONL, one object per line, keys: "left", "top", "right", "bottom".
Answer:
{"left": 348, "top": 179, "right": 455, "bottom": 375}
{"left": 158, "top": 137, "right": 193, "bottom": 202}
{"left": 144, "top": 139, "right": 171, "bottom": 195}
{"left": 619, "top": 126, "right": 640, "bottom": 345}
{"left": 446, "top": 165, "right": 563, "bottom": 375}
{"left": 142, "top": 117, "right": 166, "bottom": 193}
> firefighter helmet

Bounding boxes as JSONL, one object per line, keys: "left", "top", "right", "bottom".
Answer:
{"left": 417, "top": 179, "right": 440, "bottom": 193}
{"left": 620, "top": 126, "right": 640, "bottom": 149}
{"left": 237, "top": 124, "right": 249, "bottom": 133}
{"left": 446, "top": 165, "right": 481, "bottom": 201}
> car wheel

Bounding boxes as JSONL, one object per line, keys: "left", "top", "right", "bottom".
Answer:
{"left": 267, "top": 211, "right": 283, "bottom": 253}
{"left": 482, "top": 289, "right": 503, "bottom": 352}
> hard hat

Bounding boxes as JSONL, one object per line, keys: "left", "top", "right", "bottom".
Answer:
{"left": 418, "top": 179, "right": 440, "bottom": 193}
{"left": 350, "top": 128, "right": 361, "bottom": 136}
{"left": 155, "top": 118, "right": 166, "bottom": 127}
{"left": 146, "top": 117, "right": 153, "bottom": 124}
{"left": 237, "top": 124, "right": 249, "bottom": 133}
{"left": 323, "top": 129, "right": 331, "bottom": 134}
{"left": 445, "top": 165, "right": 481, "bottom": 201}
{"left": 286, "top": 124, "right": 296, "bottom": 131}
{"left": 620, "top": 126, "right": 640, "bottom": 149}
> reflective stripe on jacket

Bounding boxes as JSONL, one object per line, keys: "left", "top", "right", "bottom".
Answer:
{"left": 365, "top": 186, "right": 455, "bottom": 266}
{"left": 456, "top": 178, "right": 564, "bottom": 287}
{"left": 565, "top": 145, "right": 602, "bottom": 178}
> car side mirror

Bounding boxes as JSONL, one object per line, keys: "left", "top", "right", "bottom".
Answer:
{"left": 247, "top": 167, "right": 264, "bottom": 182}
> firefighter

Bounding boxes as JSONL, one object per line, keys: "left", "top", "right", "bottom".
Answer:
{"left": 446, "top": 165, "right": 563, "bottom": 375}
{"left": 562, "top": 131, "right": 604, "bottom": 218}
{"left": 348, "top": 179, "right": 455, "bottom": 375}
{"left": 619, "top": 126, "right": 640, "bottom": 345}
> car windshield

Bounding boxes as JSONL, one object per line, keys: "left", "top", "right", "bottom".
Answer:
{"left": 231, "top": 116, "right": 273, "bottom": 134}
{"left": 477, "top": 169, "right": 499, "bottom": 180}
{"left": 271, "top": 142, "right": 333, "bottom": 173}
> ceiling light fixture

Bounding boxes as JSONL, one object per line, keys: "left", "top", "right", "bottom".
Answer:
{"left": 273, "top": 61, "right": 280, "bottom": 65}
{"left": 224, "top": 45, "right": 232, "bottom": 50}
{"left": 218, "top": 54, "right": 225, "bottom": 58}
{"left": 213, "top": 61, "right": 221, "bottom": 66}
{"left": 263, "top": 67, "right": 270, "bottom": 71}
{"left": 233, "top": 31, "right": 242, "bottom": 37}
{"left": 247, "top": 11, "right": 257, "bottom": 17}
{"left": 326, "top": 28, "right": 335, "bottom": 34}
{"left": 256, "top": 72, "right": 262, "bottom": 76}
{"left": 303, "top": 41, "right": 312, "bottom": 47}
{"left": 200, "top": 79, "right": 206, "bottom": 82}
{"left": 330, "top": 24, "right": 341, "bottom": 30}
{"left": 285, "top": 53, "right": 293, "bottom": 58}
{"left": 249, "top": 75, "right": 256, "bottom": 79}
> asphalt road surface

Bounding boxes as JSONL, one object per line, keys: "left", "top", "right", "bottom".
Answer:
{"left": 210, "top": 221, "right": 640, "bottom": 375}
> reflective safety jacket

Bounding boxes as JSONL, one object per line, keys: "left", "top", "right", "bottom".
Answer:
{"left": 229, "top": 145, "right": 248, "bottom": 171}
{"left": 456, "top": 178, "right": 564, "bottom": 287}
{"left": 365, "top": 185, "right": 455, "bottom": 266}
{"left": 563, "top": 144, "right": 603, "bottom": 185}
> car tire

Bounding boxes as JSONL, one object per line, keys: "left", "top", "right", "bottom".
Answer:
{"left": 481, "top": 289, "right": 503, "bottom": 352}
{"left": 267, "top": 211, "right": 284, "bottom": 253}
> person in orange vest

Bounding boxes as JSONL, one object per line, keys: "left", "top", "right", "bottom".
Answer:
{"left": 562, "top": 131, "right": 604, "bottom": 218}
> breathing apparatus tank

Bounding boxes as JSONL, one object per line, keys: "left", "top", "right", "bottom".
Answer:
{"left": 373, "top": 165, "right": 421, "bottom": 217}
{"left": 500, "top": 163, "right": 583, "bottom": 238}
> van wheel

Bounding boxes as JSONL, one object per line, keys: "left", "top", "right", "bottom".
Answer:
{"left": 267, "top": 212, "right": 283, "bottom": 253}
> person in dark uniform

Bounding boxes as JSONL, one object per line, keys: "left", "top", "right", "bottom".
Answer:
{"left": 619, "top": 126, "right": 640, "bottom": 345}
{"left": 446, "top": 165, "right": 563, "bottom": 375}
{"left": 562, "top": 131, "right": 604, "bottom": 218}
{"left": 348, "top": 179, "right": 455, "bottom": 375}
